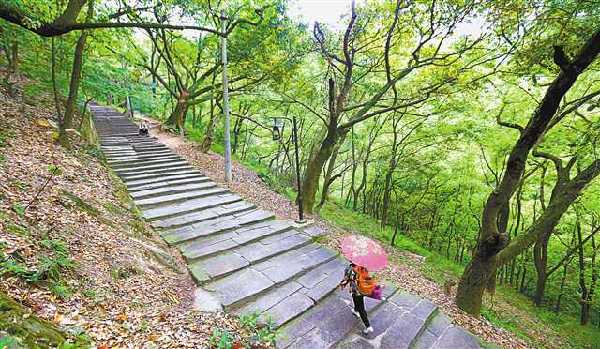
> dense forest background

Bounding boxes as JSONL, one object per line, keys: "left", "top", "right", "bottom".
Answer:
{"left": 1, "top": 0, "right": 599, "bottom": 347}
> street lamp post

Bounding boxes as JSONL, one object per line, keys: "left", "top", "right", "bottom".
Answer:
{"left": 272, "top": 116, "right": 305, "bottom": 223}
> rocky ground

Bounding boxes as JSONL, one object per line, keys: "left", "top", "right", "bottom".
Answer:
{"left": 147, "top": 120, "right": 543, "bottom": 349}
{"left": 0, "top": 81, "right": 267, "bottom": 348}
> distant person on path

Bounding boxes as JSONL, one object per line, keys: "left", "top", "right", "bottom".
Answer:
{"left": 340, "top": 263, "right": 373, "bottom": 335}
{"left": 139, "top": 120, "right": 149, "bottom": 136}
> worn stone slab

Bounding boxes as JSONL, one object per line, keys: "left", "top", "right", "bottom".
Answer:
{"left": 254, "top": 244, "right": 337, "bottom": 284}
{"left": 181, "top": 220, "right": 294, "bottom": 260}
{"left": 262, "top": 292, "right": 314, "bottom": 327}
{"left": 235, "top": 281, "right": 303, "bottom": 316}
{"left": 426, "top": 312, "right": 451, "bottom": 337}
{"left": 300, "top": 269, "right": 344, "bottom": 302}
{"left": 234, "top": 231, "right": 310, "bottom": 263}
{"left": 365, "top": 302, "right": 404, "bottom": 337}
{"left": 130, "top": 181, "right": 215, "bottom": 199}
{"left": 115, "top": 160, "right": 188, "bottom": 174}
{"left": 411, "top": 299, "right": 438, "bottom": 321}
{"left": 122, "top": 169, "right": 200, "bottom": 182}
{"left": 337, "top": 337, "right": 374, "bottom": 349}
{"left": 205, "top": 268, "right": 274, "bottom": 308}
{"left": 388, "top": 291, "right": 421, "bottom": 310}
{"left": 380, "top": 313, "right": 424, "bottom": 349}
{"left": 301, "top": 225, "right": 327, "bottom": 238}
{"left": 296, "top": 258, "right": 345, "bottom": 289}
{"left": 193, "top": 288, "right": 223, "bottom": 312}
{"left": 142, "top": 193, "right": 242, "bottom": 220}
{"left": 231, "top": 220, "right": 294, "bottom": 245}
{"left": 183, "top": 236, "right": 239, "bottom": 261}
{"left": 156, "top": 202, "right": 256, "bottom": 232}
{"left": 119, "top": 165, "right": 195, "bottom": 178}
{"left": 161, "top": 208, "right": 272, "bottom": 243}
{"left": 127, "top": 174, "right": 208, "bottom": 190}
{"left": 134, "top": 187, "right": 227, "bottom": 207}
{"left": 189, "top": 251, "right": 249, "bottom": 281}
{"left": 431, "top": 326, "right": 482, "bottom": 349}
{"left": 413, "top": 330, "right": 438, "bottom": 349}
{"left": 279, "top": 293, "right": 357, "bottom": 349}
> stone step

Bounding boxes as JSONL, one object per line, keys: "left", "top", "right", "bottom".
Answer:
{"left": 234, "top": 258, "right": 347, "bottom": 328}
{"left": 115, "top": 160, "right": 189, "bottom": 174}
{"left": 277, "top": 286, "right": 398, "bottom": 349}
{"left": 203, "top": 244, "right": 338, "bottom": 310}
{"left": 109, "top": 155, "right": 182, "bottom": 168}
{"left": 141, "top": 193, "right": 244, "bottom": 221}
{"left": 187, "top": 229, "right": 313, "bottom": 283}
{"left": 135, "top": 187, "right": 228, "bottom": 208}
{"left": 120, "top": 168, "right": 199, "bottom": 182}
{"left": 104, "top": 149, "right": 173, "bottom": 160}
{"left": 159, "top": 207, "right": 272, "bottom": 242}
{"left": 130, "top": 180, "right": 216, "bottom": 199}
{"left": 118, "top": 165, "right": 195, "bottom": 179}
{"left": 132, "top": 144, "right": 169, "bottom": 152}
{"left": 180, "top": 219, "right": 294, "bottom": 261}
{"left": 127, "top": 175, "right": 211, "bottom": 191}
{"left": 412, "top": 313, "right": 482, "bottom": 349}
{"left": 105, "top": 149, "right": 173, "bottom": 158}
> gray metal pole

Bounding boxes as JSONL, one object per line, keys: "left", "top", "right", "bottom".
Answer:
{"left": 221, "top": 10, "right": 232, "bottom": 183}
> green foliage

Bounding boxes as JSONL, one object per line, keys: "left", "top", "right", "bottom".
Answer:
{"left": 209, "top": 328, "right": 235, "bottom": 349}
{"left": 10, "top": 203, "right": 25, "bottom": 217}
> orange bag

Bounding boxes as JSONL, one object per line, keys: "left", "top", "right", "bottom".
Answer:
{"left": 353, "top": 265, "right": 376, "bottom": 296}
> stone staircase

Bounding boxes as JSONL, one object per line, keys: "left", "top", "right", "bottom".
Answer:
{"left": 90, "top": 104, "right": 484, "bottom": 349}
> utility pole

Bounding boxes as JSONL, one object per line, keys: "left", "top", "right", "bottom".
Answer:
{"left": 221, "top": 10, "right": 232, "bottom": 183}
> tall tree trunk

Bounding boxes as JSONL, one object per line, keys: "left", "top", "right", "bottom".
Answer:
{"left": 301, "top": 128, "right": 342, "bottom": 214}
{"left": 456, "top": 31, "right": 600, "bottom": 315}
{"left": 317, "top": 137, "right": 345, "bottom": 208}
{"left": 165, "top": 90, "right": 189, "bottom": 132}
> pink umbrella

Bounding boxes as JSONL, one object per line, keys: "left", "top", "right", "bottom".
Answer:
{"left": 341, "top": 235, "right": 388, "bottom": 271}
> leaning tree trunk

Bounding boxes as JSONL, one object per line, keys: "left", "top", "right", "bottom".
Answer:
{"left": 456, "top": 31, "right": 600, "bottom": 315}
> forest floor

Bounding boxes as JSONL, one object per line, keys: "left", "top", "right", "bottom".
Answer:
{"left": 0, "top": 79, "right": 269, "bottom": 347}
{"left": 145, "top": 118, "right": 552, "bottom": 349}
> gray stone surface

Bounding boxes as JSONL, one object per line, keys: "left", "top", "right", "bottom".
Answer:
{"left": 205, "top": 268, "right": 274, "bottom": 308}
{"left": 180, "top": 220, "right": 294, "bottom": 260}
{"left": 193, "top": 288, "right": 223, "bottom": 312}
{"left": 126, "top": 173, "right": 205, "bottom": 189}
{"left": 142, "top": 193, "right": 242, "bottom": 220}
{"left": 119, "top": 165, "right": 195, "bottom": 178}
{"left": 432, "top": 327, "right": 482, "bottom": 349}
{"left": 135, "top": 187, "right": 227, "bottom": 207}
{"left": 235, "top": 281, "right": 303, "bottom": 316}
{"left": 262, "top": 292, "right": 314, "bottom": 327}
{"left": 122, "top": 169, "right": 199, "bottom": 182}
{"left": 155, "top": 201, "right": 256, "bottom": 231}
{"left": 115, "top": 160, "right": 189, "bottom": 173}
{"left": 190, "top": 251, "right": 249, "bottom": 280}
{"left": 130, "top": 181, "right": 215, "bottom": 199}
{"left": 380, "top": 312, "right": 424, "bottom": 349}
{"left": 161, "top": 208, "right": 272, "bottom": 243}
{"left": 234, "top": 231, "right": 310, "bottom": 263}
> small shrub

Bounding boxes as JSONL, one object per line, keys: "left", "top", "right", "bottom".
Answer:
{"left": 11, "top": 203, "right": 25, "bottom": 217}
{"left": 209, "top": 328, "right": 235, "bottom": 349}
{"left": 49, "top": 281, "right": 72, "bottom": 300}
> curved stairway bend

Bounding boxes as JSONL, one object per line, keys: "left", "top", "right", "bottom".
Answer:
{"left": 90, "top": 104, "right": 484, "bottom": 349}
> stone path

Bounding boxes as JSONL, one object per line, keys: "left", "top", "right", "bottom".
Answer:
{"left": 90, "top": 104, "right": 484, "bottom": 349}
